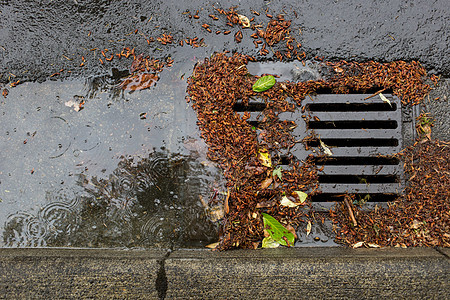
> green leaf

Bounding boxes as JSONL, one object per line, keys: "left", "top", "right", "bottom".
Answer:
{"left": 272, "top": 166, "right": 282, "bottom": 180}
{"left": 293, "top": 191, "right": 308, "bottom": 204}
{"left": 262, "top": 213, "right": 295, "bottom": 247}
{"left": 252, "top": 75, "right": 276, "bottom": 92}
{"left": 261, "top": 236, "right": 280, "bottom": 248}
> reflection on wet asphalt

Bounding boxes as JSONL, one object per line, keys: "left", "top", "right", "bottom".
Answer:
{"left": 0, "top": 68, "right": 221, "bottom": 248}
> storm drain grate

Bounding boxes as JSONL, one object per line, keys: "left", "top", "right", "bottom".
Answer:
{"left": 234, "top": 94, "right": 408, "bottom": 205}
{"left": 303, "top": 94, "right": 404, "bottom": 203}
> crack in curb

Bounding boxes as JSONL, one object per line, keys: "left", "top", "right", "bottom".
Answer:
{"left": 155, "top": 249, "right": 171, "bottom": 300}
{"left": 435, "top": 247, "right": 450, "bottom": 259}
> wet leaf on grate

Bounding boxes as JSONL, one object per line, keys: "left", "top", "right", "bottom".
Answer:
{"left": 293, "top": 191, "right": 308, "bottom": 204}
{"left": 257, "top": 148, "right": 272, "bottom": 167}
{"left": 252, "top": 75, "right": 276, "bottom": 92}
{"left": 262, "top": 213, "right": 295, "bottom": 247}
{"left": 306, "top": 221, "right": 312, "bottom": 236}
{"left": 379, "top": 93, "right": 392, "bottom": 107}
{"left": 319, "top": 139, "right": 333, "bottom": 156}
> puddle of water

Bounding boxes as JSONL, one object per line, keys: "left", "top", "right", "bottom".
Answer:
{"left": 0, "top": 61, "right": 223, "bottom": 248}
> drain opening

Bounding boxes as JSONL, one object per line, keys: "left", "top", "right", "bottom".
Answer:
{"left": 307, "top": 138, "right": 399, "bottom": 147}
{"left": 307, "top": 102, "right": 397, "bottom": 111}
{"left": 314, "top": 156, "right": 400, "bottom": 165}
{"left": 308, "top": 120, "right": 398, "bottom": 129}
{"left": 318, "top": 175, "right": 399, "bottom": 184}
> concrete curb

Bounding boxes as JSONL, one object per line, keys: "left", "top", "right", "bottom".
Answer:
{"left": 1, "top": 247, "right": 448, "bottom": 299}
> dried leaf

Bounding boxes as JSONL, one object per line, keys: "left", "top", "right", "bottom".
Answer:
{"left": 262, "top": 236, "right": 280, "bottom": 248}
{"left": 256, "top": 199, "right": 277, "bottom": 208}
{"left": 252, "top": 75, "right": 276, "bottom": 92}
{"left": 272, "top": 166, "right": 282, "bottom": 180}
{"left": 257, "top": 149, "right": 272, "bottom": 167}
{"left": 319, "top": 140, "right": 333, "bottom": 156}
{"left": 352, "top": 241, "right": 364, "bottom": 248}
{"left": 238, "top": 14, "right": 251, "bottom": 28}
{"left": 293, "top": 191, "right": 308, "bottom": 204}
{"left": 285, "top": 224, "right": 298, "bottom": 239}
{"left": 306, "top": 221, "right": 312, "bottom": 236}
{"left": 367, "top": 243, "right": 381, "bottom": 248}
{"left": 379, "top": 93, "right": 392, "bottom": 107}
{"left": 280, "top": 196, "right": 299, "bottom": 207}
{"left": 205, "top": 242, "right": 220, "bottom": 249}
{"left": 262, "top": 213, "right": 295, "bottom": 246}
{"left": 260, "top": 177, "right": 273, "bottom": 189}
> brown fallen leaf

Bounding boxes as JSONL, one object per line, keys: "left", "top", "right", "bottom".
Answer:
{"left": 120, "top": 73, "right": 158, "bottom": 91}
{"left": 285, "top": 224, "right": 298, "bottom": 239}
{"left": 256, "top": 199, "right": 277, "bottom": 208}
{"left": 260, "top": 177, "right": 273, "bottom": 189}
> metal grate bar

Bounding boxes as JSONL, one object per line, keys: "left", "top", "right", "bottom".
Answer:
{"left": 319, "top": 183, "right": 403, "bottom": 194}
{"left": 309, "top": 111, "right": 397, "bottom": 121}
{"left": 319, "top": 165, "right": 401, "bottom": 176}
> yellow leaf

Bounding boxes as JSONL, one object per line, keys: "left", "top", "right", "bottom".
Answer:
{"left": 306, "top": 221, "right": 312, "bottom": 236}
{"left": 238, "top": 14, "right": 251, "bottom": 28}
{"left": 280, "top": 196, "right": 299, "bottom": 207}
{"left": 262, "top": 236, "right": 280, "bottom": 248}
{"left": 367, "top": 243, "right": 381, "bottom": 248}
{"left": 205, "top": 242, "right": 220, "bottom": 249}
{"left": 379, "top": 93, "right": 392, "bottom": 107}
{"left": 257, "top": 149, "right": 272, "bottom": 167}
{"left": 319, "top": 140, "right": 333, "bottom": 156}
{"left": 293, "top": 191, "right": 308, "bottom": 204}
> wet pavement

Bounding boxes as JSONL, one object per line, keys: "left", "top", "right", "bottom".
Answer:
{"left": 0, "top": 0, "right": 448, "bottom": 248}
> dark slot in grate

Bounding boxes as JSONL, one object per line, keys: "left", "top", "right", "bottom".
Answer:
{"left": 307, "top": 102, "right": 397, "bottom": 111}
{"left": 308, "top": 120, "right": 398, "bottom": 129}
{"left": 319, "top": 175, "right": 399, "bottom": 184}
{"left": 314, "top": 156, "right": 400, "bottom": 165}
{"left": 307, "top": 138, "right": 399, "bottom": 147}
{"left": 234, "top": 94, "right": 405, "bottom": 204}
{"left": 311, "top": 193, "right": 398, "bottom": 202}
